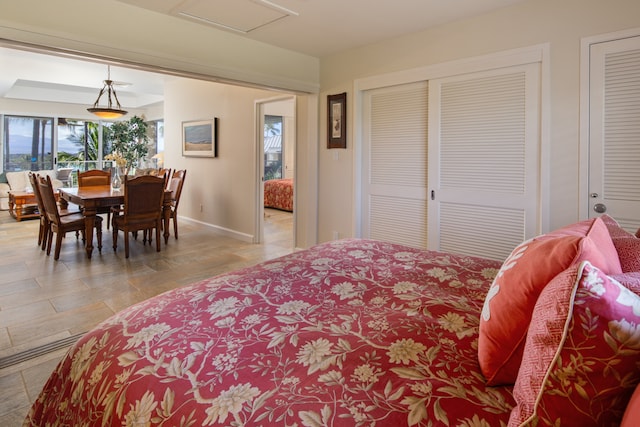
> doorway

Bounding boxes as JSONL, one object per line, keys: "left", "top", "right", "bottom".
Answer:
{"left": 255, "top": 96, "right": 296, "bottom": 247}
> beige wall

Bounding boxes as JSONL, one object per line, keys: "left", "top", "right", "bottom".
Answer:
{"left": 163, "top": 79, "right": 274, "bottom": 241}
{"left": 317, "top": 0, "right": 640, "bottom": 243}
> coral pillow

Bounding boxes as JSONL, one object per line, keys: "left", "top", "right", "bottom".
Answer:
{"left": 621, "top": 384, "right": 640, "bottom": 427}
{"left": 509, "top": 261, "right": 640, "bottom": 426}
{"left": 601, "top": 214, "right": 640, "bottom": 272}
{"left": 479, "top": 217, "right": 622, "bottom": 385}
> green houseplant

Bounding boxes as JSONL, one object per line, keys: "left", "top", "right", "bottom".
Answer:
{"left": 105, "top": 115, "right": 150, "bottom": 175}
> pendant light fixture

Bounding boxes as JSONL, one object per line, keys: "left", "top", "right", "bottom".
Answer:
{"left": 87, "top": 65, "right": 128, "bottom": 119}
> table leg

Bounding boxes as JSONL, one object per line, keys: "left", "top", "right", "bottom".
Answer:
{"left": 58, "top": 197, "right": 69, "bottom": 210}
{"left": 83, "top": 208, "right": 97, "bottom": 259}
{"left": 8, "top": 196, "right": 17, "bottom": 220}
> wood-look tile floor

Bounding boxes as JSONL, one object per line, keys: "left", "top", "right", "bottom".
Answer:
{"left": 0, "top": 208, "right": 293, "bottom": 425}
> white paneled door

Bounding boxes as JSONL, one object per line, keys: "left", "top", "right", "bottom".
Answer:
{"left": 588, "top": 35, "right": 640, "bottom": 232}
{"left": 428, "top": 64, "right": 541, "bottom": 261}
{"left": 361, "top": 62, "right": 541, "bottom": 261}
{"left": 362, "top": 81, "right": 429, "bottom": 248}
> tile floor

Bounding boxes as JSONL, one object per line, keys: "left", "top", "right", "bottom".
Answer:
{"left": 0, "top": 208, "right": 293, "bottom": 425}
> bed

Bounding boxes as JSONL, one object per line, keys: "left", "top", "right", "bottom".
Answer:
{"left": 264, "top": 178, "right": 293, "bottom": 212}
{"left": 25, "top": 216, "right": 640, "bottom": 426}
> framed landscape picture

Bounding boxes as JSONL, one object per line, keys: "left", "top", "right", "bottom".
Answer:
{"left": 327, "top": 92, "right": 347, "bottom": 149}
{"left": 182, "top": 118, "right": 218, "bottom": 157}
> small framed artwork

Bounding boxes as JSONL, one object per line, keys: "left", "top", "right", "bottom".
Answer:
{"left": 182, "top": 118, "right": 218, "bottom": 157}
{"left": 327, "top": 92, "right": 346, "bottom": 149}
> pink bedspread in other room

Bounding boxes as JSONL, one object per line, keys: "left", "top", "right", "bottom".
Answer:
{"left": 264, "top": 178, "right": 293, "bottom": 211}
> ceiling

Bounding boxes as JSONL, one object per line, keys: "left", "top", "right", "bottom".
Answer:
{"left": 0, "top": 0, "right": 527, "bottom": 109}
{"left": 116, "top": 0, "right": 527, "bottom": 57}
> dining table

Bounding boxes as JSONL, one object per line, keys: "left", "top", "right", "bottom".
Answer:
{"left": 58, "top": 185, "right": 172, "bottom": 259}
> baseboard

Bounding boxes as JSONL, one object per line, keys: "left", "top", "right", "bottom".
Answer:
{"left": 180, "top": 216, "right": 254, "bottom": 243}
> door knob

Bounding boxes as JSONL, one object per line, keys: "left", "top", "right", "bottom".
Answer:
{"left": 593, "top": 203, "right": 606, "bottom": 213}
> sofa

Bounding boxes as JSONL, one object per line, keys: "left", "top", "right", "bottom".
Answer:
{"left": 0, "top": 170, "right": 63, "bottom": 211}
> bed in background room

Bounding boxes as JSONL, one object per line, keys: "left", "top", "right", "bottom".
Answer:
{"left": 264, "top": 177, "right": 293, "bottom": 212}
{"left": 25, "top": 215, "right": 640, "bottom": 426}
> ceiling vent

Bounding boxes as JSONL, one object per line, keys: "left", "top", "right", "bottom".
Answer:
{"left": 174, "top": 0, "right": 299, "bottom": 34}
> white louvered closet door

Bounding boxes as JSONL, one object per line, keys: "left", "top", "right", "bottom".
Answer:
{"left": 362, "top": 81, "right": 429, "bottom": 248}
{"left": 588, "top": 36, "right": 640, "bottom": 231}
{"left": 428, "top": 64, "right": 541, "bottom": 261}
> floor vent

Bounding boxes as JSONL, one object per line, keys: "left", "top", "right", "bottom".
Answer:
{"left": 0, "top": 333, "right": 84, "bottom": 370}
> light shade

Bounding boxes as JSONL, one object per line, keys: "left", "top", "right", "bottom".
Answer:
{"left": 87, "top": 105, "right": 128, "bottom": 119}
{"left": 87, "top": 66, "right": 127, "bottom": 119}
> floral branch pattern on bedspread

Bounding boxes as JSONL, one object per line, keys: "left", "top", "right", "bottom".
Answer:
{"left": 26, "top": 239, "right": 515, "bottom": 426}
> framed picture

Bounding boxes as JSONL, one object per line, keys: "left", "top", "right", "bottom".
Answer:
{"left": 182, "top": 118, "right": 218, "bottom": 157}
{"left": 327, "top": 92, "right": 346, "bottom": 149}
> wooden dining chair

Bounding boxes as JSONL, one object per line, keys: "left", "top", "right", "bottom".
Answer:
{"left": 28, "top": 172, "right": 49, "bottom": 250}
{"left": 78, "top": 169, "right": 113, "bottom": 228}
{"left": 167, "top": 169, "right": 186, "bottom": 239}
{"left": 111, "top": 175, "right": 165, "bottom": 258}
{"left": 37, "top": 175, "right": 103, "bottom": 260}
{"left": 29, "top": 172, "right": 80, "bottom": 250}
{"left": 77, "top": 169, "right": 111, "bottom": 186}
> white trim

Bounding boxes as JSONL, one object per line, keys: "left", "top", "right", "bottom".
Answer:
{"left": 0, "top": 115, "right": 4, "bottom": 174}
{"left": 355, "top": 44, "right": 546, "bottom": 92}
{"left": 578, "top": 27, "right": 640, "bottom": 220}
{"left": 180, "top": 216, "right": 254, "bottom": 242}
{"left": 539, "top": 44, "right": 551, "bottom": 233}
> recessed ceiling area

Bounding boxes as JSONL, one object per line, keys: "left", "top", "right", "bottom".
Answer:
{"left": 0, "top": 46, "right": 170, "bottom": 108}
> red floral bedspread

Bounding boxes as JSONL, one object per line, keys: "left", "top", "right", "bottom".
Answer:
{"left": 26, "top": 239, "right": 514, "bottom": 426}
{"left": 264, "top": 178, "right": 293, "bottom": 211}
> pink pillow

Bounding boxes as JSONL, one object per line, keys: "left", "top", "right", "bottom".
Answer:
{"left": 601, "top": 214, "right": 640, "bottom": 272}
{"left": 609, "top": 271, "right": 640, "bottom": 296}
{"left": 509, "top": 261, "right": 640, "bottom": 426}
{"left": 479, "top": 217, "right": 622, "bottom": 385}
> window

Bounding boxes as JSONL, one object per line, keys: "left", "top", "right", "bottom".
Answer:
{"left": 264, "top": 115, "right": 283, "bottom": 180}
{"left": 57, "top": 119, "right": 110, "bottom": 171}
{"left": 2, "top": 115, "right": 166, "bottom": 174}
{"left": 3, "top": 115, "right": 54, "bottom": 172}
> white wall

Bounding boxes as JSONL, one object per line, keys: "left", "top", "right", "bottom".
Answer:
{"left": 317, "top": 0, "right": 640, "bottom": 242}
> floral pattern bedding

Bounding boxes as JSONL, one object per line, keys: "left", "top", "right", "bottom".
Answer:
{"left": 264, "top": 178, "right": 293, "bottom": 211}
{"left": 26, "top": 239, "right": 514, "bottom": 426}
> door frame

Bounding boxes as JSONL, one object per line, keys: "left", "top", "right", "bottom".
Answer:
{"left": 254, "top": 95, "right": 297, "bottom": 244}
{"left": 579, "top": 27, "right": 640, "bottom": 220}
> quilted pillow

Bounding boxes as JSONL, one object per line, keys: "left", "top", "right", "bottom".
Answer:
{"left": 478, "top": 217, "right": 622, "bottom": 385}
{"left": 508, "top": 261, "right": 640, "bottom": 426}
{"left": 601, "top": 214, "right": 640, "bottom": 272}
